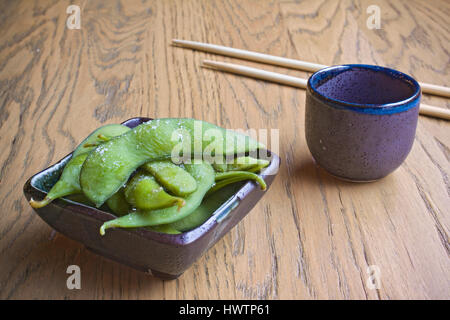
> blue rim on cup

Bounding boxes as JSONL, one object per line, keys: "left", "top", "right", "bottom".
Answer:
{"left": 307, "top": 64, "right": 421, "bottom": 114}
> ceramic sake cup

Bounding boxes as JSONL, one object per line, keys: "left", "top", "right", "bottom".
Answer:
{"left": 305, "top": 64, "right": 421, "bottom": 182}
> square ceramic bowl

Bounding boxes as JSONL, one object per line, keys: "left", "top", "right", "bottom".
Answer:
{"left": 23, "top": 117, "right": 280, "bottom": 279}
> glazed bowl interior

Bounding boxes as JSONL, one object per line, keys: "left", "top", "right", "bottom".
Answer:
{"left": 308, "top": 64, "right": 421, "bottom": 108}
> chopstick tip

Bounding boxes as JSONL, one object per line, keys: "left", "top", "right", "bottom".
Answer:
{"left": 202, "top": 60, "right": 221, "bottom": 68}
{"left": 172, "top": 39, "right": 184, "bottom": 47}
{"left": 172, "top": 39, "right": 190, "bottom": 45}
{"left": 201, "top": 61, "right": 218, "bottom": 70}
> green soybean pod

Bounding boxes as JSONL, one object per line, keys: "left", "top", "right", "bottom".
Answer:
{"left": 206, "top": 171, "right": 267, "bottom": 196}
{"left": 124, "top": 172, "right": 185, "bottom": 211}
{"left": 81, "top": 118, "right": 263, "bottom": 207}
{"left": 72, "top": 124, "right": 130, "bottom": 158}
{"left": 228, "top": 157, "right": 270, "bottom": 172}
{"left": 100, "top": 162, "right": 215, "bottom": 235}
{"left": 29, "top": 153, "right": 88, "bottom": 208}
{"left": 105, "top": 188, "right": 129, "bottom": 216}
{"left": 170, "top": 183, "right": 239, "bottom": 232}
{"left": 213, "top": 156, "right": 270, "bottom": 173}
{"left": 167, "top": 201, "right": 213, "bottom": 232}
{"left": 142, "top": 161, "right": 197, "bottom": 197}
{"left": 65, "top": 193, "right": 95, "bottom": 206}
{"left": 29, "top": 124, "right": 131, "bottom": 209}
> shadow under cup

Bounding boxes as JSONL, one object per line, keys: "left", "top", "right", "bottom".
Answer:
{"left": 305, "top": 64, "right": 421, "bottom": 182}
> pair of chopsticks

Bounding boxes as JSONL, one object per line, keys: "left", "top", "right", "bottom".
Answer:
{"left": 173, "top": 39, "right": 450, "bottom": 120}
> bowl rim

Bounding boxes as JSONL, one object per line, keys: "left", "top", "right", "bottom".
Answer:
{"left": 307, "top": 64, "right": 421, "bottom": 114}
{"left": 25, "top": 117, "right": 280, "bottom": 246}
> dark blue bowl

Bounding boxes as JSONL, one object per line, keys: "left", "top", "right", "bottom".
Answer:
{"left": 305, "top": 64, "right": 421, "bottom": 181}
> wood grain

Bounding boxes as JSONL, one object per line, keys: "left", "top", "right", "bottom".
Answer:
{"left": 0, "top": 0, "right": 448, "bottom": 299}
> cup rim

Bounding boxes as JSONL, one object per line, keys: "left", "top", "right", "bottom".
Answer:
{"left": 307, "top": 64, "right": 421, "bottom": 114}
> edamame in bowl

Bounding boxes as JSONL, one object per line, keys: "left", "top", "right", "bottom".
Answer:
{"left": 23, "top": 117, "right": 280, "bottom": 279}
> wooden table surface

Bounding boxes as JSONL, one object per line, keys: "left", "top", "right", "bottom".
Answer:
{"left": 1, "top": 0, "right": 449, "bottom": 300}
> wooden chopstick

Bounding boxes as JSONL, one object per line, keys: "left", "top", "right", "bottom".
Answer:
{"left": 174, "top": 39, "right": 327, "bottom": 73}
{"left": 418, "top": 104, "right": 450, "bottom": 120}
{"left": 203, "top": 60, "right": 307, "bottom": 88}
{"left": 173, "top": 39, "right": 450, "bottom": 99}
{"left": 202, "top": 60, "right": 450, "bottom": 121}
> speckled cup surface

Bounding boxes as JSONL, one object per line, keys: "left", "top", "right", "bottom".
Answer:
{"left": 305, "top": 64, "right": 421, "bottom": 181}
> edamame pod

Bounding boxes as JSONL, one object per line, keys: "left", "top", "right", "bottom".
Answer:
{"left": 29, "top": 153, "right": 88, "bottom": 208}
{"left": 170, "top": 183, "right": 239, "bottom": 232}
{"left": 168, "top": 200, "right": 214, "bottom": 232}
{"left": 124, "top": 172, "right": 185, "bottom": 211}
{"left": 213, "top": 156, "right": 270, "bottom": 173}
{"left": 105, "top": 188, "right": 129, "bottom": 216}
{"left": 206, "top": 171, "right": 267, "bottom": 196}
{"left": 72, "top": 124, "right": 130, "bottom": 157}
{"left": 65, "top": 193, "right": 96, "bottom": 206}
{"left": 100, "top": 162, "right": 215, "bottom": 235}
{"left": 142, "top": 161, "right": 197, "bottom": 196}
{"left": 29, "top": 124, "right": 130, "bottom": 208}
{"left": 81, "top": 119, "right": 263, "bottom": 207}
